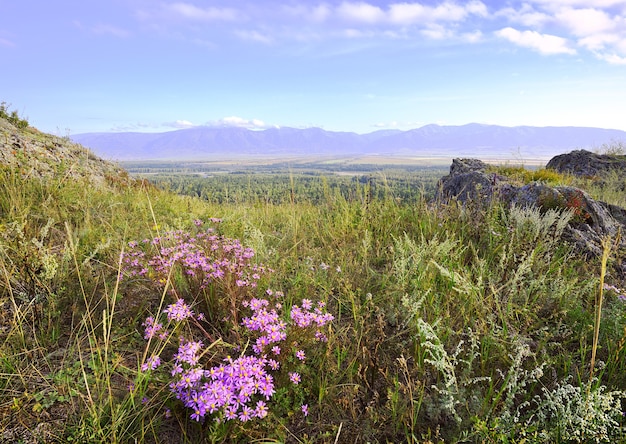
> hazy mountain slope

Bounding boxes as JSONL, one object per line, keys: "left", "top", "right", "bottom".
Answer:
{"left": 71, "top": 123, "right": 626, "bottom": 161}
{"left": 367, "top": 124, "right": 626, "bottom": 156}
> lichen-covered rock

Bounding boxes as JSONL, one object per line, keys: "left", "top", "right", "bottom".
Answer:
{"left": 546, "top": 149, "right": 626, "bottom": 177}
{"left": 438, "top": 157, "right": 626, "bottom": 277}
{"left": 437, "top": 158, "right": 505, "bottom": 203}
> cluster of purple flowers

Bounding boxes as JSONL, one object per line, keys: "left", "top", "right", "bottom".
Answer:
{"left": 141, "top": 356, "right": 161, "bottom": 371}
{"left": 171, "top": 353, "right": 275, "bottom": 422}
{"left": 142, "top": 316, "right": 164, "bottom": 340}
{"left": 129, "top": 220, "right": 334, "bottom": 424}
{"left": 122, "top": 221, "right": 271, "bottom": 291}
{"left": 241, "top": 296, "right": 334, "bottom": 354}
{"left": 290, "top": 300, "right": 334, "bottom": 342}
{"left": 139, "top": 291, "right": 333, "bottom": 423}
{"left": 165, "top": 298, "right": 194, "bottom": 322}
{"left": 241, "top": 297, "right": 288, "bottom": 354}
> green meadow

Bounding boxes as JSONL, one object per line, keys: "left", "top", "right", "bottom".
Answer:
{"left": 1, "top": 117, "right": 626, "bottom": 442}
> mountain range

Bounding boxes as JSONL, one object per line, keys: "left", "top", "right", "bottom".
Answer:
{"left": 70, "top": 123, "right": 626, "bottom": 161}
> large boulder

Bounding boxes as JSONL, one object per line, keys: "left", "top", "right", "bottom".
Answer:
{"left": 546, "top": 149, "right": 626, "bottom": 177}
{"left": 437, "top": 158, "right": 511, "bottom": 204}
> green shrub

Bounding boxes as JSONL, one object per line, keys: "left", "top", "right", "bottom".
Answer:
{"left": 0, "top": 101, "right": 29, "bottom": 128}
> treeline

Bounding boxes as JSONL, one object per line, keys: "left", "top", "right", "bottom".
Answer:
{"left": 122, "top": 161, "right": 447, "bottom": 175}
{"left": 144, "top": 169, "right": 446, "bottom": 205}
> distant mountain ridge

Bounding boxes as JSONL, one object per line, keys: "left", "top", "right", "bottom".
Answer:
{"left": 71, "top": 123, "right": 626, "bottom": 161}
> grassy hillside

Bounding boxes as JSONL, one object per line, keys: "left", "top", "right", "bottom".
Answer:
{"left": 1, "top": 116, "right": 626, "bottom": 443}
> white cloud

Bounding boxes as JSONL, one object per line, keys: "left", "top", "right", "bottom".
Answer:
{"left": 337, "top": 2, "right": 385, "bottom": 23}
{"left": 235, "top": 29, "right": 273, "bottom": 44}
{"left": 529, "top": 0, "right": 626, "bottom": 8}
{"left": 164, "top": 120, "right": 197, "bottom": 129}
{"left": 388, "top": 1, "right": 487, "bottom": 25}
{"left": 283, "top": 3, "right": 332, "bottom": 22}
{"left": 595, "top": 51, "right": 626, "bottom": 64}
{"left": 137, "top": 2, "right": 240, "bottom": 23}
{"left": 311, "top": 4, "right": 333, "bottom": 22}
{"left": 431, "top": 1, "right": 485, "bottom": 21}
{"left": 73, "top": 20, "right": 130, "bottom": 38}
{"left": 578, "top": 33, "right": 619, "bottom": 50}
{"left": 466, "top": 0, "right": 489, "bottom": 17}
{"left": 343, "top": 28, "right": 368, "bottom": 38}
{"left": 207, "top": 116, "right": 270, "bottom": 129}
{"left": 92, "top": 24, "right": 131, "bottom": 38}
{"left": 556, "top": 7, "right": 616, "bottom": 36}
{"left": 388, "top": 3, "right": 428, "bottom": 24}
{"left": 497, "top": 4, "right": 552, "bottom": 27}
{"left": 284, "top": 1, "right": 489, "bottom": 27}
{"left": 421, "top": 24, "right": 454, "bottom": 40}
{"left": 110, "top": 123, "right": 155, "bottom": 132}
{"left": 111, "top": 120, "right": 200, "bottom": 131}
{"left": 495, "top": 27, "right": 577, "bottom": 55}
{"left": 461, "top": 30, "right": 483, "bottom": 43}
{"left": 131, "top": 1, "right": 626, "bottom": 66}
{"left": 373, "top": 121, "right": 399, "bottom": 128}
{"left": 165, "top": 3, "right": 239, "bottom": 21}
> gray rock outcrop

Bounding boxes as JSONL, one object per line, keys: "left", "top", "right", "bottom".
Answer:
{"left": 437, "top": 158, "right": 505, "bottom": 203}
{"left": 546, "top": 149, "right": 626, "bottom": 177}
{"left": 437, "top": 158, "right": 625, "bottom": 276}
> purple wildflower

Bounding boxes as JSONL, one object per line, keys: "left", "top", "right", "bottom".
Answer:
{"left": 268, "top": 359, "right": 280, "bottom": 370}
{"left": 142, "top": 316, "right": 163, "bottom": 339}
{"left": 289, "top": 372, "right": 301, "bottom": 385}
{"left": 164, "top": 299, "right": 194, "bottom": 322}
{"left": 173, "top": 339, "right": 203, "bottom": 366}
{"left": 141, "top": 356, "right": 161, "bottom": 371}
{"left": 239, "top": 406, "right": 253, "bottom": 422}
{"left": 255, "top": 400, "right": 268, "bottom": 419}
{"left": 225, "top": 406, "right": 238, "bottom": 420}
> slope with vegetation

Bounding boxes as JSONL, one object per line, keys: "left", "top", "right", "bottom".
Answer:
{"left": 1, "top": 109, "right": 626, "bottom": 443}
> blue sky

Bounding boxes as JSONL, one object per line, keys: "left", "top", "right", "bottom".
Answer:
{"left": 2, "top": 0, "right": 626, "bottom": 134}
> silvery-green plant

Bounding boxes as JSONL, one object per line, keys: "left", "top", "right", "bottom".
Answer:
{"left": 528, "top": 377, "right": 625, "bottom": 443}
